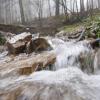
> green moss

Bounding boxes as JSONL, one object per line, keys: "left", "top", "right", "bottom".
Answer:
{"left": 59, "top": 22, "right": 84, "bottom": 33}
{"left": 58, "top": 13, "right": 100, "bottom": 35}
{"left": 0, "top": 34, "right": 6, "bottom": 45}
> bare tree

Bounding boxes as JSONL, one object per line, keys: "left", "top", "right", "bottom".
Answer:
{"left": 0, "top": 0, "right": 99, "bottom": 25}
{"left": 48, "top": 0, "right": 52, "bottom": 16}
{"left": 18, "top": 0, "right": 25, "bottom": 24}
{"left": 55, "top": 0, "right": 60, "bottom": 16}
{"left": 80, "top": 0, "right": 85, "bottom": 17}
{"left": 98, "top": 0, "right": 100, "bottom": 9}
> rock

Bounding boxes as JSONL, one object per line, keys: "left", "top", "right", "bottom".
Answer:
{"left": 8, "top": 32, "right": 32, "bottom": 44}
{"left": 7, "top": 41, "right": 26, "bottom": 54}
{"left": 0, "top": 46, "right": 7, "bottom": 53}
{"left": 0, "top": 51, "right": 56, "bottom": 76}
{"left": 7, "top": 32, "right": 32, "bottom": 54}
{"left": 1, "top": 68, "right": 100, "bottom": 100}
{"left": 26, "top": 38, "right": 52, "bottom": 54}
{"left": 56, "top": 30, "right": 66, "bottom": 37}
{"left": 94, "top": 49, "right": 100, "bottom": 74}
{"left": 79, "top": 52, "right": 95, "bottom": 73}
{"left": 26, "top": 39, "right": 33, "bottom": 54}
{"left": 19, "top": 52, "right": 56, "bottom": 75}
{"left": 96, "top": 49, "right": 100, "bottom": 68}
{"left": 89, "top": 38, "right": 100, "bottom": 49}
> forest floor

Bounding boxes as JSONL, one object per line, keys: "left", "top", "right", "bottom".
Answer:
{"left": 0, "top": 13, "right": 100, "bottom": 45}
{"left": 0, "top": 13, "right": 100, "bottom": 35}
{"left": 58, "top": 13, "right": 100, "bottom": 34}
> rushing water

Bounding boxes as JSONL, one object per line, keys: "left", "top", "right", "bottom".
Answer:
{"left": 0, "top": 38, "right": 100, "bottom": 100}
{"left": 50, "top": 38, "right": 94, "bottom": 73}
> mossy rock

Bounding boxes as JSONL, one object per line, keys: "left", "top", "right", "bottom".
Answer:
{"left": 0, "top": 34, "right": 6, "bottom": 45}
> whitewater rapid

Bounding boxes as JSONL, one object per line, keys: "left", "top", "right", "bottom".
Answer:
{"left": 50, "top": 38, "right": 94, "bottom": 73}
{"left": 0, "top": 38, "right": 100, "bottom": 100}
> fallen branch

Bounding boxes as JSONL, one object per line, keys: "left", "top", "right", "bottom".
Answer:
{"left": 76, "top": 29, "right": 86, "bottom": 42}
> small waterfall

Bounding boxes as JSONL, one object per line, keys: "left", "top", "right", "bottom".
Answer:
{"left": 0, "top": 38, "right": 100, "bottom": 100}
{"left": 50, "top": 38, "right": 94, "bottom": 73}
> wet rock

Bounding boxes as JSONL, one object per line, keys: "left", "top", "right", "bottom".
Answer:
{"left": 1, "top": 68, "right": 100, "bottom": 100}
{"left": 79, "top": 52, "right": 95, "bottom": 73}
{"left": 96, "top": 49, "right": 100, "bottom": 67}
{"left": 94, "top": 49, "right": 100, "bottom": 74}
{"left": 26, "top": 38, "right": 52, "bottom": 54}
{"left": 89, "top": 38, "right": 100, "bottom": 49}
{"left": 7, "top": 41, "right": 26, "bottom": 54}
{"left": 0, "top": 46, "right": 7, "bottom": 53}
{"left": 7, "top": 32, "right": 32, "bottom": 54}
{"left": 26, "top": 39, "right": 33, "bottom": 54}
{"left": 0, "top": 51, "right": 56, "bottom": 76}
{"left": 56, "top": 30, "right": 66, "bottom": 37}
{"left": 18, "top": 52, "right": 56, "bottom": 75}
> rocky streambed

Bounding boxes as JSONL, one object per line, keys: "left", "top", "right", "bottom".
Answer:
{"left": 0, "top": 29, "right": 100, "bottom": 100}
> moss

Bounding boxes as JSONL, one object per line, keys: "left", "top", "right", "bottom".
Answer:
{"left": 58, "top": 13, "right": 100, "bottom": 36}
{"left": 58, "top": 22, "right": 84, "bottom": 33}
{"left": 0, "top": 34, "right": 6, "bottom": 45}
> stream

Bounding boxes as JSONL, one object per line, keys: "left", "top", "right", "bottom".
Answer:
{"left": 0, "top": 37, "right": 100, "bottom": 100}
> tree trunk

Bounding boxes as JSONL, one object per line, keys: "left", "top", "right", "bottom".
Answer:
{"left": 55, "top": 0, "right": 60, "bottom": 16}
{"left": 80, "top": 0, "right": 85, "bottom": 18}
{"left": 18, "top": 0, "right": 25, "bottom": 24}
{"left": 48, "top": 0, "right": 51, "bottom": 16}
{"left": 98, "top": 0, "right": 100, "bottom": 9}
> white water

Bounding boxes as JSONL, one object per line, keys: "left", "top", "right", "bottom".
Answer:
{"left": 0, "top": 38, "right": 100, "bottom": 100}
{"left": 1, "top": 67, "right": 100, "bottom": 100}
{"left": 50, "top": 38, "right": 94, "bottom": 73}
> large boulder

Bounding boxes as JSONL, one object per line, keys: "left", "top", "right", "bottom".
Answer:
{"left": 26, "top": 38, "right": 52, "bottom": 54}
{"left": 7, "top": 32, "right": 32, "bottom": 54}
{"left": 0, "top": 51, "right": 56, "bottom": 76}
